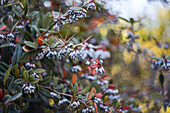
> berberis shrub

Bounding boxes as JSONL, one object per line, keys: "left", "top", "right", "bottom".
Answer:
{"left": 0, "top": 0, "right": 169, "bottom": 113}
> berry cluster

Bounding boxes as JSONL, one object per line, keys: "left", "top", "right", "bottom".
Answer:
{"left": 70, "top": 100, "right": 80, "bottom": 109}
{"left": 7, "top": 33, "right": 15, "bottom": 41}
{"left": 25, "top": 62, "right": 36, "bottom": 69}
{"left": 104, "top": 89, "right": 119, "bottom": 95}
{"left": 31, "top": 72, "right": 39, "bottom": 79}
{"left": 99, "top": 104, "right": 112, "bottom": 112}
{"left": 82, "top": 106, "right": 95, "bottom": 113}
{"left": 69, "top": 49, "right": 80, "bottom": 60}
{"left": 70, "top": 65, "right": 82, "bottom": 73}
{"left": 94, "top": 97, "right": 102, "bottom": 104}
{"left": 22, "top": 83, "right": 35, "bottom": 94}
{"left": 66, "top": 8, "right": 87, "bottom": 23}
{"left": 35, "top": 49, "right": 48, "bottom": 60}
{"left": 87, "top": 2, "right": 96, "bottom": 11}
{"left": 0, "top": 34, "right": 5, "bottom": 41}
{"left": 46, "top": 50, "right": 57, "bottom": 59}
{"left": 58, "top": 98, "right": 69, "bottom": 106}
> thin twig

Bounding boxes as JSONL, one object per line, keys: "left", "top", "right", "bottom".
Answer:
{"left": 39, "top": 85, "right": 73, "bottom": 97}
{"left": 65, "top": 34, "right": 75, "bottom": 43}
{"left": 83, "top": 35, "right": 93, "bottom": 43}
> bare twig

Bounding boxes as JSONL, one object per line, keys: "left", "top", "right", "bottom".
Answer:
{"left": 39, "top": 85, "right": 73, "bottom": 97}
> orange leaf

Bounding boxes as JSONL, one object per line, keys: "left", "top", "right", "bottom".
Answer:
{"left": 62, "top": 67, "right": 66, "bottom": 78}
{"left": 109, "top": 107, "right": 113, "bottom": 113}
{"left": 38, "top": 36, "right": 44, "bottom": 46}
{"left": 72, "top": 73, "right": 77, "bottom": 85}
{"left": 19, "top": 63, "right": 23, "bottom": 69}
{"left": 104, "top": 100, "right": 113, "bottom": 106}
{"left": 94, "top": 103, "right": 98, "bottom": 113}
{"left": 87, "top": 88, "right": 93, "bottom": 101}
{"left": 93, "top": 87, "right": 96, "bottom": 96}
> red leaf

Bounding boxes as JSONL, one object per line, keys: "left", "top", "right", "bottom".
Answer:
{"left": 96, "top": 93, "right": 103, "bottom": 98}
{"left": 94, "top": 103, "right": 98, "bottom": 113}
{"left": 87, "top": 66, "right": 91, "bottom": 73}
{"left": 1, "top": 48, "right": 4, "bottom": 53}
{"left": 104, "top": 100, "right": 113, "bottom": 106}
{"left": 62, "top": 67, "right": 66, "bottom": 78}
{"left": 92, "top": 69, "right": 96, "bottom": 75}
{"left": 72, "top": 73, "right": 77, "bottom": 85}
{"left": 15, "top": 37, "right": 19, "bottom": 43}
{"left": 90, "top": 64, "right": 98, "bottom": 69}
{"left": 102, "top": 74, "right": 108, "bottom": 78}
{"left": 108, "top": 83, "right": 115, "bottom": 89}
{"left": 0, "top": 25, "right": 6, "bottom": 31}
{"left": 19, "top": 63, "right": 23, "bottom": 69}
{"left": 0, "top": 89, "right": 3, "bottom": 101}
{"left": 38, "top": 36, "right": 44, "bottom": 46}
{"left": 122, "top": 106, "right": 131, "bottom": 110}
{"left": 91, "top": 59, "right": 95, "bottom": 62}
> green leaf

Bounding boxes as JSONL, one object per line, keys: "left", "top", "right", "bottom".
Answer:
{"left": 53, "top": 76, "right": 58, "bottom": 89}
{"left": 18, "top": 52, "right": 30, "bottom": 63}
{"left": 0, "top": 65, "right": 7, "bottom": 72}
{"left": 7, "top": 76, "right": 14, "bottom": 93}
{"left": 17, "top": 28, "right": 34, "bottom": 41}
{"left": 39, "top": 28, "right": 58, "bottom": 34}
{"left": 4, "top": 67, "right": 11, "bottom": 86}
{"left": 38, "top": 92, "right": 49, "bottom": 104}
{"left": 23, "top": 70, "right": 29, "bottom": 82}
{"left": 12, "top": 44, "right": 22, "bottom": 66}
{"left": 26, "top": 11, "right": 39, "bottom": 17}
{"left": 116, "top": 100, "right": 120, "bottom": 108}
{"left": 39, "top": 87, "right": 51, "bottom": 97}
{"left": 70, "top": 7, "right": 82, "bottom": 11}
{"left": 77, "top": 95, "right": 85, "bottom": 99}
{"left": 12, "top": 7, "right": 22, "bottom": 18}
{"left": 24, "top": 41, "right": 38, "bottom": 49}
{"left": 39, "top": 76, "right": 52, "bottom": 85}
{"left": 30, "top": 79, "right": 39, "bottom": 84}
{"left": 166, "top": 55, "right": 170, "bottom": 60}
{"left": 14, "top": 78, "right": 25, "bottom": 85}
{"left": 32, "top": 25, "right": 40, "bottom": 34}
{"left": 0, "top": 62, "right": 9, "bottom": 69}
{"left": 29, "top": 74, "right": 35, "bottom": 82}
{"left": 34, "top": 69, "right": 46, "bottom": 73}
{"left": 152, "top": 56, "right": 164, "bottom": 61}
{"left": 73, "top": 83, "right": 78, "bottom": 96}
{"left": 20, "top": 66, "right": 26, "bottom": 75}
{"left": 41, "top": 58, "right": 56, "bottom": 67}
{"left": 51, "top": 42, "right": 59, "bottom": 48}
{"left": 4, "top": 94, "right": 11, "bottom": 105}
{"left": 63, "top": 87, "right": 67, "bottom": 93}
{"left": 0, "top": 43, "right": 11, "bottom": 48}
{"left": 10, "top": 92, "right": 22, "bottom": 102}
